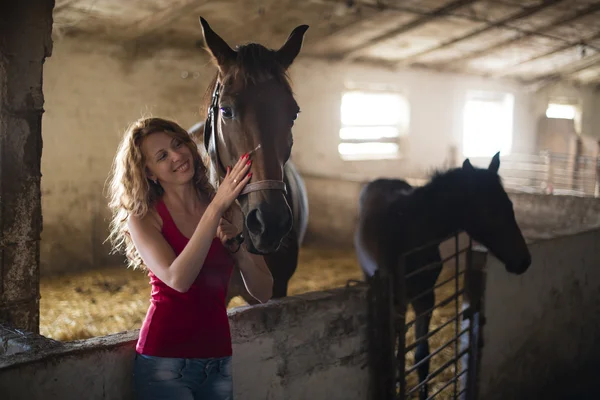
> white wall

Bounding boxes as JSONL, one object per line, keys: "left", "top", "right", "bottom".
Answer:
{"left": 289, "top": 59, "right": 540, "bottom": 181}
{"left": 479, "top": 227, "right": 600, "bottom": 400}
{"left": 531, "top": 81, "right": 600, "bottom": 139}
{"left": 40, "top": 35, "right": 600, "bottom": 274}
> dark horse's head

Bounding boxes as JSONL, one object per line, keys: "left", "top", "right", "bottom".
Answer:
{"left": 459, "top": 152, "right": 531, "bottom": 275}
{"left": 198, "top": 17, "right": 308, "bottom": 254}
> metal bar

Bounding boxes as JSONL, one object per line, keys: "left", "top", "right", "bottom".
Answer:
{"left": 405, "top": 289, "right": 465, "bottom": 330}
{"left": 396, "top": 256, "right": 408, "bottom": 400}
{"left": 397, "top": 0, "right": 564, "bottom": 67}
{"left": 425, "top": 369, "right": 469, "bottom": 400}
{"left": 405, "top": 325, "right": 470, "bottom": 375}
{"left": 454, "top": 233, "right": 460, "bottom": 399}
{"left": 408, "top": 269, "right": 465, "bottom": 305}
{"left": 405, "top": 248, "right": 469, "bottom": 280}
{"left": 402, "top": 231, "right": 465, "bottom": 258}
{"left": 406, "top": 348, "right": 471, "bottom": 396}
{"left": 405, "top": 309, "right": 467, "bottom": 353}
{"left": 340, "top": 0, "right": 478, "bottom": 60}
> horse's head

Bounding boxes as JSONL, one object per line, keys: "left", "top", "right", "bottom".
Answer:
{"left": 199, "top": 17, "right": 308, "bottom": 255}
{"left": 460, "top": 152, "right": 531, "bottom": 275}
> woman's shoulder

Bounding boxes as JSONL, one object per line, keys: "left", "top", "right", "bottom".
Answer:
{"left": 127, "top": 203, "right": 163, "bottom": 234}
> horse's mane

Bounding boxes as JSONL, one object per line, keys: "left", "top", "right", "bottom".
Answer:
{"left": 424, "top": 163, "right": 503, "bottom": 192}
{"left": 199, "top": 43, "right": 294, "bottom": 120}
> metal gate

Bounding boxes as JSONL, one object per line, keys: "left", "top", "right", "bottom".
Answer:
{"left": 367, "top": 231, "right": 487, "bottom": 400}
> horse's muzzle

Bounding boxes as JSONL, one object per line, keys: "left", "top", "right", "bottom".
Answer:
{"left": 244, "top": 203, "right": 292, "bottom": 254}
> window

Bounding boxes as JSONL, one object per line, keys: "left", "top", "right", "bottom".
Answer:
{"left": 462, "top": 90, "right": 514, "bottom": 158}
{"left": 545, "top": 103, "right": 576, "bottom": 119}
{"left": 338, "top": 90, "right": 410, "bottom": 160}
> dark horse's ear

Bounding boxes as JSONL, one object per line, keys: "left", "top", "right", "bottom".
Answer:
{"left": 462, "top": 158, "right": 475, "bottom": 171}
{"left": 488, "top": 151, "right": 500, "bottom": 173}
{"left": 276, "top": 25, "right": 309, "bottom": 69}
{"left": 199, "top": 17, "right": 236, "bottom": 72}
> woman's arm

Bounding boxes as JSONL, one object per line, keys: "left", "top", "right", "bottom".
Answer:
{"left": 217, "top": 214, "right": 273, "bottom": 303}
{"left": 127, "top": 156, "right": 252, "bottom": 293}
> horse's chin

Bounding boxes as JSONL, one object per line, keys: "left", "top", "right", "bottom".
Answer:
{"left": 245, "top": 237, "right": 282, "bottom": 255}
{"left": 243, "top": 227, "right": 283, "bottom": 255}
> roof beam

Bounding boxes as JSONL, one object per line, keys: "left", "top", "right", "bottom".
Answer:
{"left": 439, "top": 2, "right": 600, "bottom": 67}
{"left": 395, "top": 0, "right": 564, "bottom": 68}
{"left": 492, "top": 31, "right": 600, "bottom": 79}
{"left": 338, "top": 0, "right": 479, "bottom": 60}
{"left": 538, "top": 52, "right": 600, "bottom": 80}
{"left": 121, "top": 0, "right": 208, "bottom": 42}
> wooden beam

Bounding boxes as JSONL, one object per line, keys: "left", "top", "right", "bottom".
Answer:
{"left": 492, "top": 31, "right": 600, "bottom": 79}
{"left": 338, "top": 0, "right": 479, "bottom": 61}
{"left": 317, "top": 0, "right": 595, "bottom": 47}
{"left": 395, "top": 0, "right": 564, "bottom": 68}
{"left": 522, "top": 52, "right": 600, "bottom": 88}
{"left": 440, "top": 2, "right": 600, "bottom": 68}
{"left": 121, "top": 0, "right": 207, "bottom": 42}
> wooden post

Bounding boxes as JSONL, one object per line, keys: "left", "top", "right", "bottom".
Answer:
{"left": 461, "top": 245, "right": 488, "bottom": 400}
{"left": 367, "top": 267, "right": 397, "bottom": 400}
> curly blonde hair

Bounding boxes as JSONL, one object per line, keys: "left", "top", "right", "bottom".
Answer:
{"left": 106, "top": 117, "right": 218, "bottom": 270}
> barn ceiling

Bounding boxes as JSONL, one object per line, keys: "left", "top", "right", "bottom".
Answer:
{"left": 52, "top": 0, "right": 600, "bottom": 87}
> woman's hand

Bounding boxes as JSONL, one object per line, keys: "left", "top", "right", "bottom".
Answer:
{"left": 211, "top": 154, "right": 252, "bottom": 214}
{"left": 217, "top": 217, "right": 242, "bottom": 251}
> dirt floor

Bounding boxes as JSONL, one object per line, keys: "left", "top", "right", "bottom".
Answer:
{"left": 40, "top": 243, "right": 470, "bottom": 399}
{"left": 39, "top": 244, "right": 362, "bottom": 341}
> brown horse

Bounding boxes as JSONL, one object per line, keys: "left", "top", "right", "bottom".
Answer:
{"left": 355, "top": 152, "right": 531, "bottom": 399}
{"left": 192, "top": 17, "right": 309, "bottom": 305}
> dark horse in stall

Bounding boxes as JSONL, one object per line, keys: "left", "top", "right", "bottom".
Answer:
{"left": 355, "top": 152, "right": 531, "bottom": 400}
{"left": 191, "top": 18, "right": 309, "bottom": 305}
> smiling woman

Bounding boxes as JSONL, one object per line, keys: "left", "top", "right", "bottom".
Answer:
{"left": 105, "top": 116, "right": 273, "bottom": 400}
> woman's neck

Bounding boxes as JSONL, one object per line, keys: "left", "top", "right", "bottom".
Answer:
{"left": 161, "top": 182, "right": 203, "bottom": 215}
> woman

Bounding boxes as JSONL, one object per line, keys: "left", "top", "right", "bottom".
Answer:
{"left": 107, "top": 117, "right": 273, "bottom": 400}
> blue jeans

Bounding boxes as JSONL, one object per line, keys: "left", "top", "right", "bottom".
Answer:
{"left": 133, "top": 353, "right": 233, "bottom": 400}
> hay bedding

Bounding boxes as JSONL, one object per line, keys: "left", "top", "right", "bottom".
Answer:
{"left": 39, "top": 245, "right": 363, "bottom": 341}
{"left": 40, "top": 245, "right": 467, "bottom": 398}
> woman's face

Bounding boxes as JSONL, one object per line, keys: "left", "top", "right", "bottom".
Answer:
{"left": 141, "top": 131, "right": 195, "bottom": 187}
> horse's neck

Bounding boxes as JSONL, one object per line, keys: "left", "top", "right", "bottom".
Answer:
{"left": 400, "top": 180, "right": 465, "bottom": 249}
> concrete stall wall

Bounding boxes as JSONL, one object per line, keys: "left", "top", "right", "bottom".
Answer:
{"left": 40, "top": 34, "right": 600, "bottom": 276}
{"left": 479, "top": 227, "right": 600, "bottom": 400}
{"left": 302, "top": 174, "right": 600, "bottom": 247}
{"left": 0, "top": 285, "right": 368, "bottom": 400}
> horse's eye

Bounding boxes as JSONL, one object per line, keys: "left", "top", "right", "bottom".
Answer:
{"left": 291, "top": 109, "right": 300, "bottom": 125}
{"left": 220, "top": 106, "right": 233, "bottom": 119}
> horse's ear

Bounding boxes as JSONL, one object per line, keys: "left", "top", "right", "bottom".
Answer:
{"left": 199, "top": 17, "right": 236, "bottom": 72}
{"left": 276, "top": 24, "right": 309, "bottom": 69}
{"left": 489, "top": 151, "right": 500, "bottom": 173}
{"left": 462, "top": 158, "right": 474, "bottom": 171}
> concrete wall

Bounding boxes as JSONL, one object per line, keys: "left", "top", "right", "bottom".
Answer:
{"left": 0, "top": 285, "right": 368, "bottom": 400}
{"left": 41, "top": 35, "right": 600, "bottom": 275}
{"left": 302, "top": 174, "right": 600, "bottom": 247}
{"left": 479, "top": 227, "right": 600, "bottom": 400}
{"left": 40, "top": 37, "right": 211, "bottom": 275}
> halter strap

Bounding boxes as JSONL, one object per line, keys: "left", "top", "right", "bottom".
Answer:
{"left": 203, "top": 82, "right": 287, "bottom": 196}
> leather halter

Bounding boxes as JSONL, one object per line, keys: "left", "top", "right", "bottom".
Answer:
{"left": 203, "top": 82, "right": 287, "bottom": 197}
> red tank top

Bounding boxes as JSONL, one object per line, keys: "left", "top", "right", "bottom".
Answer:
{"left": 136, "top": 198, "right": 234, "bottom": 358}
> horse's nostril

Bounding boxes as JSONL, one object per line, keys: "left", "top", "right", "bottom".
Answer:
{"left": 246, "top": 209, "right": 265, "bottom": 236}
